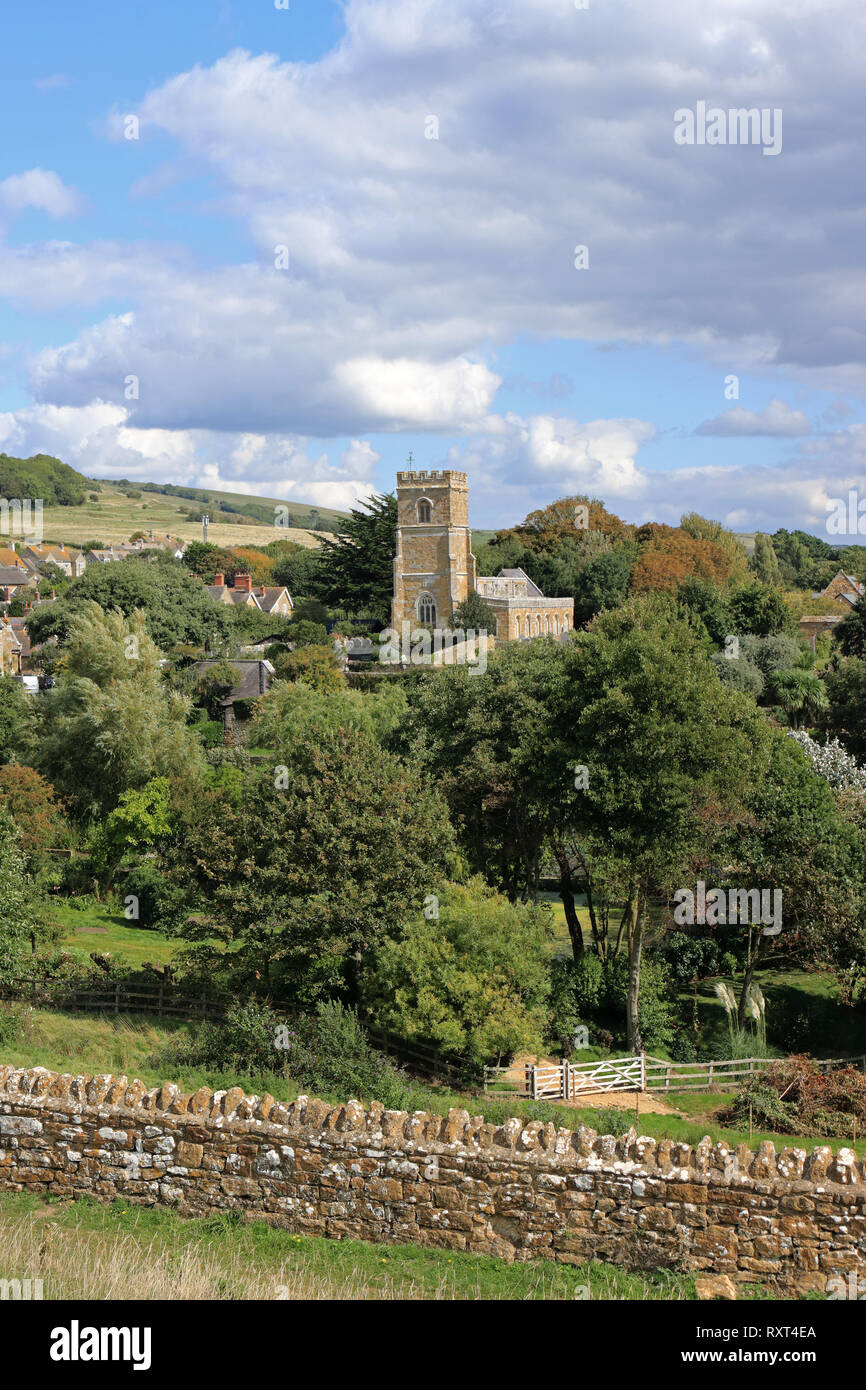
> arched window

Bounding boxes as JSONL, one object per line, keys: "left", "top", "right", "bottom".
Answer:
{"left": 551, "top": 616, "right": 559, "bottom": 636}
{"left": 524, "top": 615, "right": 530, "bottom": 637}
{"left": 535, "top": 614, "right": 542, "bottom": 635}
{"left": 417, "top": 499, "right": 432, "bottom": 524}
{"left": 417, "top": 592, "right": 437, "bottom": 626}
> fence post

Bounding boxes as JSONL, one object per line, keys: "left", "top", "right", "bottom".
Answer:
{"left": 527, "top": 1064, "right": 537, "bottom": 1101}
{"left": 114, "top": 981, "right": 120, "bottom": 1015}
{"left": 562, "top": 1061, "right": 569, "bottom": 1101}
{"left": 640, "top": 1052, "right": 646, "bottom": 1092}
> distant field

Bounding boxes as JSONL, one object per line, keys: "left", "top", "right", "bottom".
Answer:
{"left": 37, "top": 480, "right": 340, "bottom": 551}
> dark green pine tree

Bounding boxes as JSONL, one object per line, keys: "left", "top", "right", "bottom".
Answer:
{"left": 311, "top": 492, "right": 397, "bottom": 621}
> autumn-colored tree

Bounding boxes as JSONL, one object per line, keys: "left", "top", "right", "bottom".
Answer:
{"left": 493, "top": 495, "right": 630, "bottom": 553}
{"left": 0, "top": 765, "right": 67, "bottom": 866}
{"left": 630, "top": 550, "right": 693, "bottom": 593}
{"left": 225, "top": 548, "right": 275, "bottom": 585}
{"left": 631, "top": 525, "right": 732, "bottom": 591}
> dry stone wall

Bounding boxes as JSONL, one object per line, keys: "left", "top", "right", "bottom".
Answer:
{"left": 1, "top": 1063, "right": 865, "bottom": 1294}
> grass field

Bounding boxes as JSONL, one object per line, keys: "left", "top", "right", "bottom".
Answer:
{"left": 0, "top": 1191, "right": 790, "bottom": 1301}
{"left": 38, "top": 480, "right": 335, "bottom": 552}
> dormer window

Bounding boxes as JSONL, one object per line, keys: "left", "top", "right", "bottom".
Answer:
{"left": 416, "top": 498, "right": 433, "bottom": 524}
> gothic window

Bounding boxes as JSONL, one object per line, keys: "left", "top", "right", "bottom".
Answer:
{"left": 417, "top": 499, "right": 432, "bottom": 524}
{"left": 524, "top": 615, "right": 530, "bottom": 637}
{"left": 417, "top": 592, "right": 437, "bottom": 626}
{"left": 535, "top": 614, "right": 542, "bottom": 635}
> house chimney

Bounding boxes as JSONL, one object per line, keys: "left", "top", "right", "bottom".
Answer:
{"left": 2, "top": 586, "right": 10, "bottom": 602}
{"left": 235, "top": 572, "right": 252, "bottom": 593}
{"left": 50, "top": 588, "right": 56, "bottom": 601}
{"left": 259, "top": 585, "right": 266, "bottom": 597}
{"left": 213, "top": 572, "right": 225, "bottom": 588}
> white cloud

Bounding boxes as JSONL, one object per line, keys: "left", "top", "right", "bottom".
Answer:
{"left": 0, "top": 401, "right": 375, "bottom": 511}
{"left": 2, "top": 0, "right": 866, "bottom": 535}
{"left": 0, "top": 169, "right": 84, "bottom": 221}
{"left": 3, "top": 0, "right": 865, "bottom": 441}
{"left": 696, "top": 399, "right": 812, "bottom": 437}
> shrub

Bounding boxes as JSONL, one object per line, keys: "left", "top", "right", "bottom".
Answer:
{"left": 0, "top": 1002, "right": 29, "bottom": 1047}
{"left": 661, "top": 932, "right": 719, "bottom": 985}
{"left": 590, "top": 1107, "right": 635, "bottom": 1137}
{"left": 364, "top": 880, "right": 552, "bottom": 1065}
{"left": 720, "top": 1057, "right": 866, "bottom": 1138}
{"left": 122, "top": 863, "right": 188, "bottom": 931}
{"left": 719, "top": 1077, "right": 797, "bottom": 1134}
{"left": 548, "top": 954, "right": 605, "bottom": 1048}
{"left": 194, "top": 720, "right": 225, "bottom": 748}
{"left": 154, "top": 998, "right": 411, "bottom": 1109}
{"left": 669, "top": 1032, "right": 698, "bottom": 1063}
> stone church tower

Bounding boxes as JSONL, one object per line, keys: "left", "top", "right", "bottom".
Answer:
{"left": 391, "top": 465, "right": 574, "bottom": 642}
{"left": 391, "top": 468, "right": 476, "bottom": 629}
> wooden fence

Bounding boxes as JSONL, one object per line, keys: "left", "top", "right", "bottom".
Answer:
{"left": 484, "top": 1051, "right": 866, "bottom": 1100}
{"left": 642, "top": 1054, "right": 866, "bottom": 1092}
{"left": 0, "top": 975, "right": 233, "bottom": 1022}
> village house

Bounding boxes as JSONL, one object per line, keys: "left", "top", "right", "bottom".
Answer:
{"left": 207, "top": 572, "right": 293, "bottom": 616}
{"left": 0, "top": 615, "right": 22, "bottom": 676}
{"left": 0, "top": 565, "right": 39, "bottom": 601}
{"left": 190, "top": 657, "right": 275, "bottom": 731}
{"left": 19, "top": 542, "right": 85, "bottom": 578}
{"left": 797, "top": 569, "right": 865, "bottom": 650}
{"left": 820, "top": 568, "right": 866, "bottom": 609}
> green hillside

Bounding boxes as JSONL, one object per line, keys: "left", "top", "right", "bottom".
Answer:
{"left": 0, "top": 452, "right": 89, "bottom": 506}
{"left": 34, "top": 478, "right": 352, "bottom": 552}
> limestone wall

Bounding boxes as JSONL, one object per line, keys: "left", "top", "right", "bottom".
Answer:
{"left": 1, "top": 1064, "right": 864, "bottom": 1294}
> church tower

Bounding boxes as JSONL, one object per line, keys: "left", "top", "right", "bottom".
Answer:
{"left": 391, "top": 466, "right": 476, "bottom": 630}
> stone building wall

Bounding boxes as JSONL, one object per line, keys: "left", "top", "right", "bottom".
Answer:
{"left": 391, "top": 470, "right": 475, "bottom": 630}
{"left": 1, "top": 1065, "right": 864, "bottom": 1294}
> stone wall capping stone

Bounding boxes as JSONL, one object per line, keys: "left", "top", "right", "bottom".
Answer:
{"left": 1, "top": 1063, "right": 864, "bottom": 1294}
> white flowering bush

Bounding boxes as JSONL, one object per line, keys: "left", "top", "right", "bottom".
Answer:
{"left": 788, "top": 730, "right": 866, "bottom": 792}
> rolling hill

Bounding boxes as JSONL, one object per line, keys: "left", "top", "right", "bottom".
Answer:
{"left": 30, "top": 475, "right": 351, "bottom": 552}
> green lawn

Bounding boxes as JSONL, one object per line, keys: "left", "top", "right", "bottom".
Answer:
{"left": 48, "top": 900, "right": 183, "bottom": 968}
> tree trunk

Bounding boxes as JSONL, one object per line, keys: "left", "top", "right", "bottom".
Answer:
{"left": 552, "top": 842, "right": 584, "bottom": 959}
{"left": 625, "top": 894, "right": 643, "bottom": 1054}
{"left": 737, "top": 927, "right": 763, "bottom": 1029}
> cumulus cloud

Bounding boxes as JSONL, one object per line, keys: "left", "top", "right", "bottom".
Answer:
{"left": 0, "top": 169, "right": 84, "bottom": 221}
{"left": 0, "top": 401, "right": 376, "bottom": 512}
{"left": 4, "top": 0, "right": 866, "bottom": 435}
{"left": 2, "top": 0, "right": 866, "bottom": 530}
{"left": 696, "top": 399, "right": 812, "bottom": 437}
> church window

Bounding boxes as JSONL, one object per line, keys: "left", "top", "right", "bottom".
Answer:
{"left": 417, "top": 499, "right": 432, "bottom": 524}
{"left": 417, "top": 592, "right": 437, "bottom": 625}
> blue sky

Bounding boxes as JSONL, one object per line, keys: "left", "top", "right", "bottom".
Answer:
{"left": 1, "top": 0, "right": 865, "bottom": 536}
